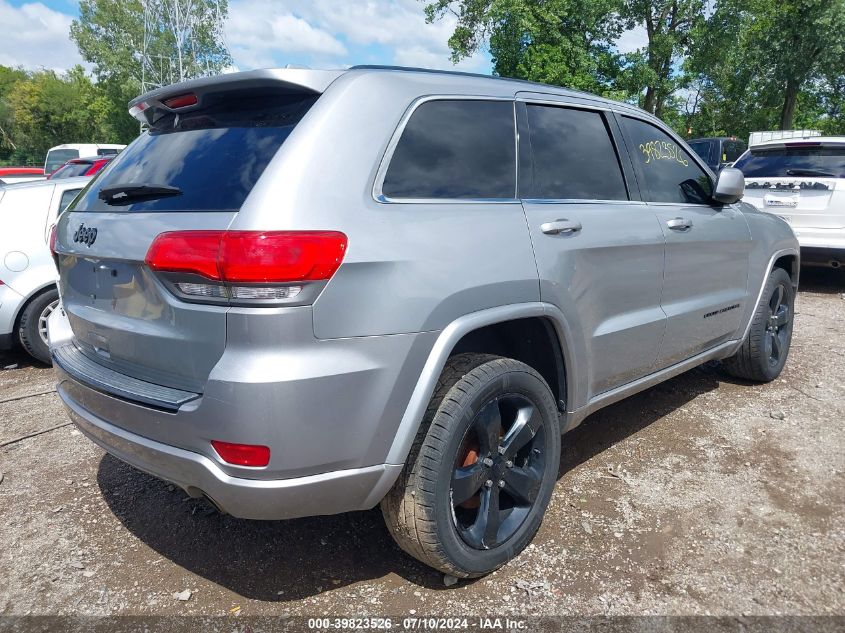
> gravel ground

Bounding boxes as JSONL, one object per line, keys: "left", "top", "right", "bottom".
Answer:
{"left": 0, "top": 267, "right": 843, "bottom": 621}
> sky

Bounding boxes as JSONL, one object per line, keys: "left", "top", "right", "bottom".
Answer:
{"left": 0, "top": 0, "right": 647, "bottom": 75}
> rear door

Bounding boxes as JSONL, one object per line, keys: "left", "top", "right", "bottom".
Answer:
{"left": 618, "top": 115, "right": 751, "bottom": 368}
{"left": 735, "top": 142, "right": 845, "bottom": 231}
{"left": 518, "top": 97, "right": 667, "bottom": 397}
{"left": 55, "top": 85, "right": 319, "bottom": 393}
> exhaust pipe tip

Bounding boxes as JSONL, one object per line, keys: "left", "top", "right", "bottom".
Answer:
{"left": 830, "top": 260, "right": 841, "bottom": 269}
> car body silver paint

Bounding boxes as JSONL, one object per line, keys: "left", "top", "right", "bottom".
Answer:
{"left": 50, "top": 66, "right": 800, "bottom": 519}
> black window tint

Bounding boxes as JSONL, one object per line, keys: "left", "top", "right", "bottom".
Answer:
{"left": 733, "top": 145, "right": 845, "bottom": 178}
{"left": 73, "top": 90, "right": 317, "bottom": 212}
{"left": 623, "top": 117, "right": 713, "bottom": 204}
{"left": 59, "top": 189, "right": 82, "bottom": 211}
{"left": 525, "top": 105, "right": 627, "bottom": 200}
{"left": 382, "top": 100, "right": 516, "bottom": 199}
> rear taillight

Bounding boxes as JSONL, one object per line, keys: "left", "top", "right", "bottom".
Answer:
{"left": 211, "top": 440, "right": 270, "bottom": 467}
{"left": 49, "top": 224, "right": 58, "bottom": 254}
{"left": 145, "top": 230, "right": 347, "bottom": 305}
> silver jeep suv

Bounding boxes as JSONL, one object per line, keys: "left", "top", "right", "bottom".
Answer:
{"left": 49, "top": 66, "right": 799, "bottom": 577}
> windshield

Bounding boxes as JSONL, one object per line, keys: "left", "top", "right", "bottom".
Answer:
{"left": 734, "top": 145, "right": 845, "bottom": 178}
{"left": 71, "top": 89, "right": 318, "bottom": 213}
{"left": 46, "top": 149, "right": 79, "bottom": 174}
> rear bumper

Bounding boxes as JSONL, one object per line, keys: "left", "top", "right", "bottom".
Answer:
{"left": 790, "top": 227, "right": 845, "bottom": 253}
{"left": 58, "top": 380, "right": 402, "bottom": 520}
{"left": 48, "top": 304, "right": 435, "bottom": 520}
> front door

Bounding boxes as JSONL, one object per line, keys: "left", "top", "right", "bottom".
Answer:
{"left": 517, "top": 98, "right": 667, "bottom": 400}
{"left": 618, "top": 115, "right": 752, "bottom": 368}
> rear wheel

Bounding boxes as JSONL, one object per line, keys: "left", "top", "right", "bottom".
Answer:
{"left": 18, "top": 287, "right": 59, "bottom": 365}
{"left": 381, "top": 353, "right": 561, "bottom": 577}
{"left": 723, "top": 267, "right": 794, "bottom": 382}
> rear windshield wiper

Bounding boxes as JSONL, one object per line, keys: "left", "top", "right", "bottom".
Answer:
{"left": 98, "top": 183, "right": 182, "bottom": 205}
{"left": 785, "top": 168, "right": 835, "bottom": 177}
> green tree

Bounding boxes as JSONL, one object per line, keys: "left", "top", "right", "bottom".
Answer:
{"left": 0, "top": 65, "right": 123, "bottom": 165}
{"left": 424, "top": 0, "right": 627, "bottom": 96}
{"left": 0, "top": 66, "right": 27, "bottom": 159}
{"left": 71, "top": 0, "right": 231, "bottom": 98}
{"left": 692, "top": 0, "right": 845, "bottom": 131}
{"left": 619, "top": 0, "right": 706, "bottom": 118}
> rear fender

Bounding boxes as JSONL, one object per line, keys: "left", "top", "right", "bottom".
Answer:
{"left": 384, "top": 302, "right": 582, "bottom": 467}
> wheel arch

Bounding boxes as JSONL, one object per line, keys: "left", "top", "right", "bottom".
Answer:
{"left": 735, "top": 247, "right": 799, "bottom": 350}
{"left": 12, "top": 281, "right": 58, "bottom": 332}
{"left": 384, "top": 302, "right": 579, "bottom": 467}
{"left": 773, "top": 253, "right": 800, "bottom": 289}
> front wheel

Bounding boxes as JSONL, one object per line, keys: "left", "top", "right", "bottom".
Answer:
{"left": 381, "top": 353, "right": 561, "bottom": 577}
{"left": 723, "top": 267, "right": 794, "bottom": 382}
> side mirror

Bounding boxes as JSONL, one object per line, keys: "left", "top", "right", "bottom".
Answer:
{"left": 712, "top": 167, "right": 744, "bottom": 204}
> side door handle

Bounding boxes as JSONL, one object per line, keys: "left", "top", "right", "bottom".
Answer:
{"left": 540, "top": 219, "right": 582, "bottom": 235}
{"left": 666, "top": 217, "right": 693, "bottom": 231}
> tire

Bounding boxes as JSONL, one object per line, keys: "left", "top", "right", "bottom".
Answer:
{"left": 381, "top": 353, "right": 561, "bottom": 577}
{"left": 723, "top": 267, "right": 794, "bottom": 382}
{"left": 17, "top": 287, "right": 59, "bottom": 365}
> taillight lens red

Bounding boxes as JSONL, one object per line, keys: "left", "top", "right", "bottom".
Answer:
{"left": 145, "top": 230, "right": 347, "bottom": 283}
{"left": 211, "top": 440, "right": 270, "bottom": 467}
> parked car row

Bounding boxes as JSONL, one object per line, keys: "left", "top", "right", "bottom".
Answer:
{"left": 0, "top": 177, "right": 91, "bottom": 363}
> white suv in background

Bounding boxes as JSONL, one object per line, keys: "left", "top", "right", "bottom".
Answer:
{"left": 735, "top": 136, "right": 845, "bottom": 268}
{"left": 0, "top": 176, "right": 90, "bottom": 363}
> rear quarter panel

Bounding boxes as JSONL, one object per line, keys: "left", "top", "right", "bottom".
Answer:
{"left": 237, "top": 71, "right": 541, "bottom": 339}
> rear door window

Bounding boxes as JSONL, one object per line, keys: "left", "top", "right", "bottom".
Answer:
{"left": 734, "top": 145, "right": 845, "bottom": 178}
{"left": 524, "top": 104, "right": 628, "bottom": 200}
{"left": 71, "top": 89, "right": 318, "bottom": 213}
{"left": 381, "top": 99, "right": 516, "bottom": 199}
{"left": 622, "top": 117, "right": 713, "bottom": 204}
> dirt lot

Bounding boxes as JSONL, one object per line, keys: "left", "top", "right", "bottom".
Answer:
{"left": 0, "top": 268, "right": 843, "bottom": 621}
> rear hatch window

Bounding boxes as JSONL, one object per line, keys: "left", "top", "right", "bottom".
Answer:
{"left": 70, "top": 89, "right": 317, "bottom": 213}
{"left": 52, "top": 162, "right": 93, "bottom": 179}
{"left": 735, "top": 145, "right": 845, "bottom": 178}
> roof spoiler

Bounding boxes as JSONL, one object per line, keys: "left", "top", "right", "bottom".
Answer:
{"left": 127, "top": 68, "right": 345, "bottom": 124}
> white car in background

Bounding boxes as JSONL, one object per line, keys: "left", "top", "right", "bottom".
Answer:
{"left": 0, "top": 176, "right": 91, "bottom": 363}
{"left": 734, "top": 136, "right": 845, "bottom": 268}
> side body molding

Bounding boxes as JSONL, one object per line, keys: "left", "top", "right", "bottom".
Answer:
{"left": 385, "top": 302, "right": 580, "bottom": 466}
